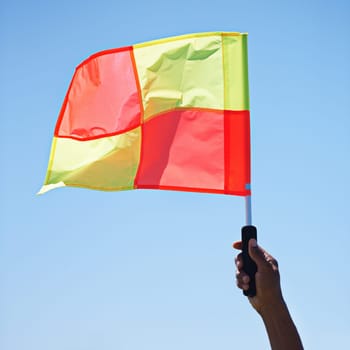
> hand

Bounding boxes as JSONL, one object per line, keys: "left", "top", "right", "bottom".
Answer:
{"left": 233, "top": 239, "right": 283, "bottom": 315}
{"left": 234, "top": 239, "right": 304, "bottom": 349}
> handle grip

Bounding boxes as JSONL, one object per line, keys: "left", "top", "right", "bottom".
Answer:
{"left": 241, "top": 225, "right": 258, "bottom": 297}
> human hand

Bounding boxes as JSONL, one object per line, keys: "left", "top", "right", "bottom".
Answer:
{"left": 233, "top": 239, "right": 283, "bottom": 315}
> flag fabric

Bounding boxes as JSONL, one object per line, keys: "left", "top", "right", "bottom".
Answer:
{"left": 39, "top": 32, "right": 251, "bottom": 196}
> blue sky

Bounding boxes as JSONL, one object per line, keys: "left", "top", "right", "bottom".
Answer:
{"left": 1, "top": 0, "right": 349, "bottom": 349}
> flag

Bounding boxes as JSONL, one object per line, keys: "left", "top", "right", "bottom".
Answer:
{"left": 39, "top": 32, "right": 251, "bottom": 196}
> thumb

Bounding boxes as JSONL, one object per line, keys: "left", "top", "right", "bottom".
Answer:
{"left": 248, "top": 239, "right": 269, "bottom": 269}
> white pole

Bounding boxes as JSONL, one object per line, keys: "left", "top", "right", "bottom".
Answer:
{"left": 245, "top": 195, "right": 252, "bottom": 226}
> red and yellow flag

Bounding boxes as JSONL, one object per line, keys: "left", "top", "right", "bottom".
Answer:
{"left": 40, "top": 32, "right": 251, "bottom": 196}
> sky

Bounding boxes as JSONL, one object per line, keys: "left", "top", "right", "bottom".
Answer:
{"left": 1, "top": 0, "right": 349, "bottom": 349}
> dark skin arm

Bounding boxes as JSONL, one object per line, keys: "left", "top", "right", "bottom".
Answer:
{"left": 234, "top": 239, "right": 304, "bottom": 350}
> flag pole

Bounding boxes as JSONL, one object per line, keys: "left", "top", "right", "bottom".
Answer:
{"left": 242, "top": 195, "right": 257, "bottom": 297}
{"left": 245, "top": 195, "right": 252, "bottom": 226}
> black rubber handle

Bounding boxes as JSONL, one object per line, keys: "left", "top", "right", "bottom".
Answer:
{"left": 241, "top": 225, "right": 258, "bottom": 297}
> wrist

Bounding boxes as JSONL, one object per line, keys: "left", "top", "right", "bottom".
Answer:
{"left": 257, "top": 296, "right": 288, "bottom": 319}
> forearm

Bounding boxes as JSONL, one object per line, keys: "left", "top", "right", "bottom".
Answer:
{"left": 259, "top": 299, "right": 303, "bottom": 350}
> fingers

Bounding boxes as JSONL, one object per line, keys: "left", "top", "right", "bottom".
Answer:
{"left": 248, "top": 239, "right": 278, "bottom": 270}
{"left": 236, "top": 273, "right": 250, "bottom": 290}
{"left": 235, "top": 252, "right": 250, "bottom": 291}
{"left": 234, "top": 239, "right": 275, "bottom": 270}
{"left": 248, "top": 239, "right": 267, "bottom": 268}
{"left": 236, "top": 268, "right": 250, "bottom": 291}
{"left": 233, "top": 241, "right": 242, "bottom": 250}
{"left": 235, "top": 252, "right": 243, "bottom": 270}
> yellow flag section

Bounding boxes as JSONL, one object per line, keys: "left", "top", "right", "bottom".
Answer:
{"left": 133, "top": 32, "right": 249, "bottom": 119}
{"left": 39, "top": 32, "right": 251, "bottom": 196}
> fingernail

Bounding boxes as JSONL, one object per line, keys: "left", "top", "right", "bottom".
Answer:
{"left": 250, "top": 239, "right": 257, "bottom": 247}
